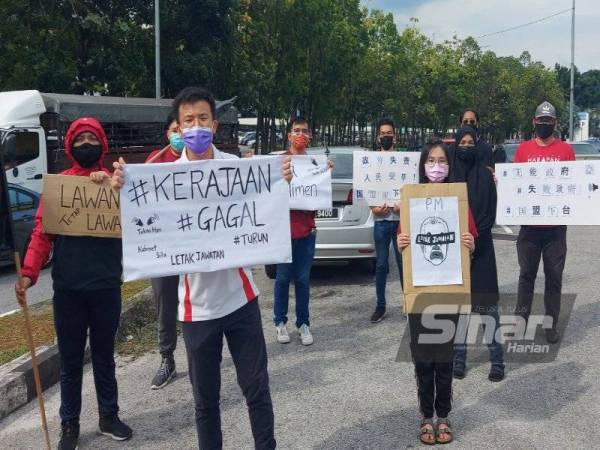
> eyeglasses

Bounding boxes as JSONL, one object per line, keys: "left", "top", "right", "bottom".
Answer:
{"left": 425, "top": 160, "right": 448, "bottom": 167}
{"left": 462, "top": 119, "right": 477, "bottom": 125}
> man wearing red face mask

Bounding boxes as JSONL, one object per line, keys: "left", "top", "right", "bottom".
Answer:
{"left": 15, "top": 117, "right": 132, "bottom": 450}
{"left": 273, "top": 117, "right": 325, "bottom": 346}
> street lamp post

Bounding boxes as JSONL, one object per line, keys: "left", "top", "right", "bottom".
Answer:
{"left": 155, "top": 0, "right": 161, "bottom": 99}
{"left": 569, "top": 0, "right": 575, "bottom": 140}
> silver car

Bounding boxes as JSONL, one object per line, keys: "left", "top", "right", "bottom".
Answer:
{"left": 265, "top": 146, "right": 375, "bottom": 278}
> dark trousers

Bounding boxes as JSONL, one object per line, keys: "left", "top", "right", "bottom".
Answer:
{"left": 516, "top": 226, "right": 567, "bottom": 327}
{"left": 151, "top": 276, "right": 180, "bottom": 357}
{"left": 53, "top": 288, "right": 121, "bottom": 423}
{"left": 408, "top": 314, "right": 454, "bottom": 419}
{"left": 183, "top": 299, "right": 275, "bottom": 450}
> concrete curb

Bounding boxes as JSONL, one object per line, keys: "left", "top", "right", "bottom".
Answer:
{"left": 0, "top": 286, "right": 154, "bottom": 420}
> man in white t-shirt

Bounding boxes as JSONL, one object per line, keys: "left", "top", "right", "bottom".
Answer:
{"left": 112, "top": 87, "right": 292, "bottom": 449}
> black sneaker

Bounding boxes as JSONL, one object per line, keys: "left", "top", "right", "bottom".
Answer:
{"left": 58, "top": 420, "right": 79, "bottom": 450}
{"left": 98, "top": 415, "right": 133, "bottom": 441}
{"left": 453, "top": 365, "right": 466, "bottom": 380}
{"left": 488, "top": 365, "right": 505, "bottom": 382}
{"left": 545, "top": 328, "right": 560, "bottom": 344}
{"left": 371, "top": 307, "right": 386, "bottom": 323}
{"left": 151, "top": 356, "right": 176, "bottom": 390}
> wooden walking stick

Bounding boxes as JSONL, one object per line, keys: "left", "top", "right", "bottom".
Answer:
{"left": 14, "top": 253, "right": 52, "bottom": 450}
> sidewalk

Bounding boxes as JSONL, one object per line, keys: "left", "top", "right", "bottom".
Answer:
{"left": 1, "top": 235, "right": 598, "bottom": 449}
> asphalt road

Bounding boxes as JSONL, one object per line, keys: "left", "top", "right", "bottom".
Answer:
{"left": 1, "top": 226, "right": 599, "bottom": 449}
{"left": 0, "top": 265, "right": 53, "bottom": 316}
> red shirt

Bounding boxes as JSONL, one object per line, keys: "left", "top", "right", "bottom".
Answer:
{"left": 513, "top": 138, "right": 575, "bottom": 163}
{"left": 285, "top": 150, "right": 316, "bottom": 239}
{"left": 514, "top": 139, "right": 575, "bottom": 228}
{"left": 145, "top": 146, "right": 181, "bottom": 164}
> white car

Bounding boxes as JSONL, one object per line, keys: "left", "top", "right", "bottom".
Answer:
{"left": 265, "top": 146, "right": 375, "bottom": 278}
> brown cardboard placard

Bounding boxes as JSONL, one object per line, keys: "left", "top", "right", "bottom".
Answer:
{"left": 42, "top": 174, "right": 121, "bottom": 238}
{"left": 400, "top": 183, "right": 471, "bottom": 314}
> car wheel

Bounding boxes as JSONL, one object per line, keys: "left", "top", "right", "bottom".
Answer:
{"left": 366, "top": 258, "right": 376, "bottom": 275}
{"left": 265, "top": 264, "right": 277, "bottom": 279}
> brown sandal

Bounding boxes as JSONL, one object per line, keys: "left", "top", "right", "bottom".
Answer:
{"left": 419, "top": 419, "right": 436, "bottom": 445}
{"left": 436, "top": 418, "right": 453, "bottom": 444}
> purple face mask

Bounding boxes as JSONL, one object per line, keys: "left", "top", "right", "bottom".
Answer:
{"left": 183, "top": 127, "right": 213, "bottom": 155}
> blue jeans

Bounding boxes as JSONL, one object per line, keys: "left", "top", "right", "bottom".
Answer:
{"left": 374, "top": 220, "right": 403, "bottom": 308}
{"left": 454, "top": 305, "right": 504, "bottom": 369}
{"left": 274, "top": 232, "right": 316, "bottom": 328}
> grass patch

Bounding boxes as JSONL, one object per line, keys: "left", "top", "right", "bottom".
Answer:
{"left": 0, "top": 280, "right": 151, "bottom": 367}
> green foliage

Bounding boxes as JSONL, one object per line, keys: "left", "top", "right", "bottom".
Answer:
{"left": 0, "top": 0, "right": 588, "bottom": 148}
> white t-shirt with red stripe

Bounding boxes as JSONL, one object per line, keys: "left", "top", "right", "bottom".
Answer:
{"left": 176, "top": 147, "right": 260, "bottom": 322}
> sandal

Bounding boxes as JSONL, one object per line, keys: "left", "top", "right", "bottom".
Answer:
{"left": 436, "top": 418, "right": 453, "bottom": 444}
{"left": 419, "top": 418, "right": 436, "bottom": 445}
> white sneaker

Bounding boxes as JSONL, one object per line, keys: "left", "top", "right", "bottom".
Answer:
{"left": 275, "top": 323, "right": 290, "bottom": 344}
{"left": 298, "top": 324, "right": 313, "bottom": 346}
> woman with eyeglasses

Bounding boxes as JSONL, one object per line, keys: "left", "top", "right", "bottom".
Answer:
{"left": 396, "top": 139, "right": 478, "bottom": 445}
{"left": 449, "top": 125, "right": 505, "bottom": 382}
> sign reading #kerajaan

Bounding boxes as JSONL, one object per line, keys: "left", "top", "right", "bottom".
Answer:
{"left": 120, "top": 156, "right": 292, "bottom": 281}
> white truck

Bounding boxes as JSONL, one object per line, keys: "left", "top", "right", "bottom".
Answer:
{"left": 0, "top": 90, "right": 239, "bottom": 193}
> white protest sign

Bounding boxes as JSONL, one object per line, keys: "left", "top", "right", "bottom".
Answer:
{"left": 353, "top": 151, "right": 419, "bottom": 206}
{"left": 288, "top": 155, "right": 332, "bottom": 210}
{"left": 409, "top": 196, "right": 462, "bottom": 287}
{"left": 496, "top": 161, "right": 600, "bottom": 225}
{"left": 120, "top": 156, "right": 292, "bottom": 281}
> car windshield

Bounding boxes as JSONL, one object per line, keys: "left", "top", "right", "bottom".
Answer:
{"left": 504, "top": 144, "right": 518, "bottom": 162}
{"left": 327, "top": 153, "right": 353, "bottom": 179}
{"left": 307, "top": 150, "right": 354, "bottom": 179}
{"left": 573, "top": 143, "right": 596, "bottom": 155}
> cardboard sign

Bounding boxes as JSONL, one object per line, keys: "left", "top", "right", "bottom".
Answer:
{"left": 353, "top": 151, "right": 419, "bottom": 206}
{"left": 289, "top": 155, "right": 332, "bottom": 210}
{"left": 400, "top": 183, "right": 471, "bottom": 313}
{"left": 496, "top": 161, "right": 600, "bottom": 225}
{"left": 120, "top": 156, "right": 292, "bottom": 281}
{"left": 42, "top": 174, "right": 121, "bottom": 238}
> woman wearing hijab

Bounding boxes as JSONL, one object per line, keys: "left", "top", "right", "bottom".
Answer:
{"left": 449, "top": 125, "right": 505, "bottom": 382}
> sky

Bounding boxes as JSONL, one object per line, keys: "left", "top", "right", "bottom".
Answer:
{"left": 362, "top": 0, "right": 599, "bottom": 72}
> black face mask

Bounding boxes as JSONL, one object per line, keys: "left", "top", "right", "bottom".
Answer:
{"left": 535, "top": 123, "right": 554, "bottom": 139}
{"left": 379, "top": 136, "right": 394, "bottom": 150}
{"left": 457, "top": 146, "right": 476, "bottom": 165}
{"left": 71, "top": 143, "right": 102, "bottom": 168}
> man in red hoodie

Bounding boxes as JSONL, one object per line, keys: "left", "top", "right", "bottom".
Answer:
{"left": 15, "top": 118, "right": 132, "bottom": 450}
{"left": 513, "top": 101, "right": 575, "bottom": 344}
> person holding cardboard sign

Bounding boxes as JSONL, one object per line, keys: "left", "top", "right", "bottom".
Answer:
{"left": 15, "top": 118, "right": 132, "bottom": 450}
{"left": 112, "top": 87, "right": 292, "bottom": 450}
{"left": 397, "top": 140, "right": 476, "bottom": 445}
{"left": 449, "top": 125, "right": 505, "bottom": 382}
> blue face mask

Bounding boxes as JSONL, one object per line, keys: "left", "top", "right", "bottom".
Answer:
{"left": 169, "top": 132, "right": 185, "bottom": 153}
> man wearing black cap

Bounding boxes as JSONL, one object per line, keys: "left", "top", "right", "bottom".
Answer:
{"left": 513, "top": 101, "right": 575, "bottom": 343}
